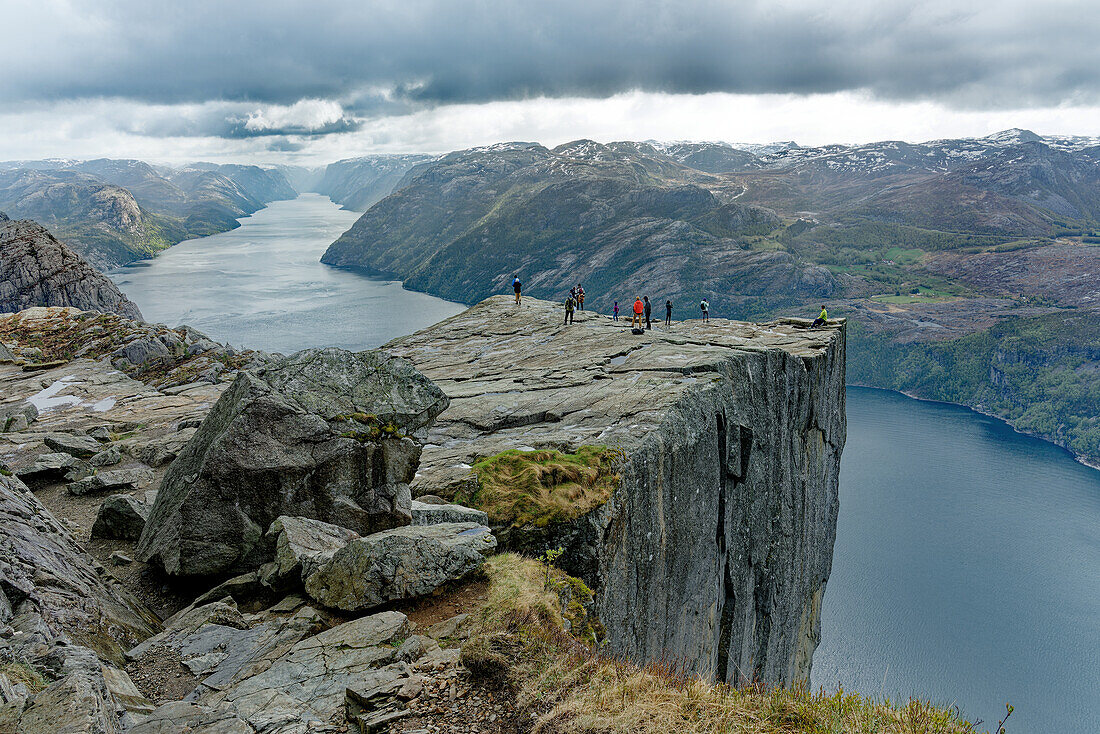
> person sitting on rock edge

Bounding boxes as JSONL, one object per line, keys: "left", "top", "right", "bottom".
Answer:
{"left": 813, "top": 305, "right": 828, "bottom": 327}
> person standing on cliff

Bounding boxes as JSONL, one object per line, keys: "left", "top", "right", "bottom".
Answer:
{"left": 613, "top": 301, "right": 619, "bottom": 321}
{"left": 632, "top": 297, "right": 644, "bottom": 328}
{"left": 643, "top": 296, "right": 652, "bottom": 330}
{"left": 665, "top": 299, "right": 673, "bottom": 326}
{"left": 577, "top": 285, "right": 585, "bottom": 311}
{"left": 700, "top": 298, "right": 709, "bottom": 322}
{"left": 512, "top": 276, "right": 522, "bottom": 305}
{"left": 564, "top": 296, "right": 575, "bottom": 324}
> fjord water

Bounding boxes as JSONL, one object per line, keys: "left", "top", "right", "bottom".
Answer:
{"left": 813, "top": 387, "right": 1100, "bottom": 734}
{"left": 112, "top": 196, "right": 1098, "bottom": 733}
{"left": 111, "top": 194, "right": 464, "bottom": 352}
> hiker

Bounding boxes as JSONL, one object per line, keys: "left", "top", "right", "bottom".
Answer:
{"left": 813, "top": 304, "right": 828, "bottom": 327}
{"left": 613, "top": 301, "right": 619, "bottom": 321}
{"left": 577, "top": 285, "right": 585, "bottom": 311}
{"left": 665, "top": 299, "right": 672, "bottom": 326}
{"left": 643, "top": 296, "right": 652, "bottom": 330}
{"left": 512, "top": 276, "right": 522, "bottom": 305}
{"left": 569, "top": 285, "right": 578, "bottom": 303}
{"left": 700, "top": 299, "right": 709, "bottom": 323}
{"left": 632, "top": 297, "right": 644, "bottom": 328}
{"left": 564, "top": 296, "right": 576, "bottom": 324}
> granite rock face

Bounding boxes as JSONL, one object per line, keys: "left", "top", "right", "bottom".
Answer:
{"left": 303, "top": 523, "right": 497, "bottom": 611}
{"left": 0, "top": 473, "right": 159, "bottom": 731}
{"left": 137, "top": 347, "right": 450, "bottom": 577}
{"left": 0, "top": 217, "right": 143, "bottom": 319}
{"left": 385, "top": 296, "right": 846, "bottom": 686}
{"left": 91, "top": 493, "right": 151, "bottom": 540}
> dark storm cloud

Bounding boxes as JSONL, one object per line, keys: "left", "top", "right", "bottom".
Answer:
{"left": 4, "top": 0, "right": 1098, "bottom": 138}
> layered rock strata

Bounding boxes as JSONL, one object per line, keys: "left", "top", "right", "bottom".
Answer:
{"left": 0, "top": 217, "right": 143, "bottom": 319}
{"left": 385, "top": 296, "right": 846, "bottom": 686}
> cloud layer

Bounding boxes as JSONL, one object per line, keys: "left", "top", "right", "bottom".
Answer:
{"left": 1, "top": 0, "right": 1098, "bottom": 159}
{"left": 6, "top": 1, "right": 1100, "bottom": 112}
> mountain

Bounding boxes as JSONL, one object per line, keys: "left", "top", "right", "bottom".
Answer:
{"left": 312, "top": 154, "right": 434, "bottom": 210}
{"left": 0, "top": 169, "right": 178, "bottom": 268}
{"left": 321, "top": 141, "right": 807, "bottom": 309}
{"left": 0, "top": 160, "right": 298, "bottom": 267}
{"left": 0, "top": 213, "right": 142, "bottom": 319}
{"left": 320, "top": 130, "right": 1100, "bottom": 463}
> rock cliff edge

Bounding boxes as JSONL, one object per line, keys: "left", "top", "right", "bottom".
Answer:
{"left": 386, "top": 296, "right": 846, "bottom": 686}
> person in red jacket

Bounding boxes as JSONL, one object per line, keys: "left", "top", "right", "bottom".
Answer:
{"left": 632, "top": 297, "right": 644, "bottom": 328}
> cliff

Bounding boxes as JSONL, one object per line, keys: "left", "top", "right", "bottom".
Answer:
{"left": 385, "top": 296, "right": 846, "bottom": 685}
{"left": 0, "top": 216, "right": 143, "bottom": 319}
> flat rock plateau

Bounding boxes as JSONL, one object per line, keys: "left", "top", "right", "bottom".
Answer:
{"left": 387, "top": 296, "right": 846, "bottom": 686}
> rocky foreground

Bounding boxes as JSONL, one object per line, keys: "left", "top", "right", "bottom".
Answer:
{"left": 0, "top": 297, "right": 844, "bottom": 732}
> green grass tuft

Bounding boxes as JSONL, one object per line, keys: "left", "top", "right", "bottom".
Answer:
{"left": 457, "top": 446, "right": 622, "bottom": 528}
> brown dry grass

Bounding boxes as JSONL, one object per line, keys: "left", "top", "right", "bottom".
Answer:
{"left": 467, "top": 554, "right": 987, "bottom": 734}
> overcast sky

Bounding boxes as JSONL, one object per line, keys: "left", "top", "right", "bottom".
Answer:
{"left": 3, "top": 0, "right": 1099, "bottom": 164}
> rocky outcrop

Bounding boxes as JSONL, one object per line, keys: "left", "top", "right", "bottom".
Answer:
{"left": 303, "top": 522, "right": 497, "bottom": 611}
{"left": 385, "top": 296, "right": 846, "bottom": 686}
{"left": 0, "top": 217, "right": 143, "bottom": 319}
{"left": 0, "top": 474, "right": 159, "bottom": 661}
{"left": 137, "top": 347, "right": 450, "bottom": 577}
{"left": 92, "top": 494, "right": 151, "bottom": 540}
{"left": 0, "top": 473, "right": 159, "bottom": 731}
{"left": 0, "top": 306, "right": 270, "bottom": 391}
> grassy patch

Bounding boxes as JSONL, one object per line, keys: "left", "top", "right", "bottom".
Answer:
{"left": 0, "top": 662, "right": 49, "bottom": 693}
{"left": 465, "top": 554, "right": 988, "bottom": 734}
{"left": 458, "top": 446, "right": 622, "bottom": 528}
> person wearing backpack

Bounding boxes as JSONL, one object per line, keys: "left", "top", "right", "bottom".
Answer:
{"left": 632, "top": 297, "right": 644, "bottom": 328}
{"left": 700, "top": 299, "right": 709, "bottom": 323}
{"left": 564, "top": 296, "right": 575, "bottom": 324}
{"left": 512, "top": 276, "right": 522, "bottom": 305}
{"left": 665, "top": 299, "right": 673, "bottom": 326}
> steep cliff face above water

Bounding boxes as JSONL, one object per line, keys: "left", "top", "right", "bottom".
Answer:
{"left": 386, "top": 296, "right": 846, "bottom": 686}
{"left": 0, "top": 217, "right": 143, "bottom": 319}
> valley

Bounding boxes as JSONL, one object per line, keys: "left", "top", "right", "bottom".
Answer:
{"left": 318, "top": 131, "right": 1100, "bottom": 465}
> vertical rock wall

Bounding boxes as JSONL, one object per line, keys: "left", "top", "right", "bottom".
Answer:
{"left": 387, "top": 297, "right": 846, "bottom": 686}
{"left": 596, "top": 333, "right": 845, "bottom": 685}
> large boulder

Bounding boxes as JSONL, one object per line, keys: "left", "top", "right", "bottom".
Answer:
{"left": 91, "top": 494, "right": 150, "bottom": 540}
{"left": 43, "top": 432, "right": 103, "bottom": 459}
{"left": 268, "top": 515, "right": 361, "bottom": 583}
{"left": 13, "top": 452, "right": 88, "bottom": 486}
{"left": 136, "top": 348, "right": 449, "bottom": 577}
{"left": 303, "top": 523, "right": 497, "bottom": 611}
{"left": 411, "top": 498, "right": 488, "bottom": 526}
{"left": 69, "top": 466, "right": 155, "bottom": 496}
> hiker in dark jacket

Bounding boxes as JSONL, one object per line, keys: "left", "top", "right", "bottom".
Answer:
{"left": 665, "top": 299, "right": 672, "bottom": 326}
{"left": 643, "top": 296, "right": 652, "bottom": 330}
{"left": 564, "top": 296, "right": 575, "bottom": 324}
